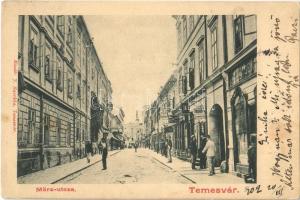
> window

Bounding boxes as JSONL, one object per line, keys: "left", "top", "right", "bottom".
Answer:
{"left": 66, "top": 122, "right": 71, "bottom": 146}
{"left": 29, "top": 27, "right": 39, "bottom": 70}
{"left": 82, "top": 129, "right": 85, "bottom": 141}
{"left": 44, "top": 114, "right": 50, "bottom": 145}
{"left": 77, "top": 84, "right": 81, "bottom": 99}
{"left": 28, "top": 108, "right": 36, "bottom": 144}
{"left": 77, "top": 74, "right": 81, "bottom": 99}
{"left": 67, "top": 73, "right": 73, "bottom": 98}
{"left": 44, "top": 43, "right": 52, "bottom": 82}
{"left": 183, "top": 17, "right": 187, "bottom": 44}
{"left": 91, "top": 67, "right": 95, "bottom": 80}
{"left": 57, "top": 16, "right": 65, "bottom": 37}
{"left": 182, "top": 75, "right": 187, "bottom": 95}
{"left": 198, "top": 41, "right": 205, "bottom": 84}
{"left": 234, "top": 15, "right": 243, "bottom": 53}
{"left": 76, "top": 28, "right": 81, "bottom": 60}
{"left": 56, "top": 57, "right": 63, "bottom": 91}
{"left": 172, "top": 96, "right": 175, "bottom": 109}
{"left": 56, "top": 118, "right": 61, "bottom": 146}
{"left": 211, "top": 27, "right": 218, "bottom": 70}
{"left": 76, "top": 127, "right": 80, "bottom": 141}
{"left": 66, "top": 16, "right": 73, "bottom": 48}
{"left": 189, "top": 16, "right": 194, "bottom": 34}
{"left": 189, "top": 53, "right": 195, "bottom": 90}
{"left": 82, "top": 81, "right": 86, "bottom": 106}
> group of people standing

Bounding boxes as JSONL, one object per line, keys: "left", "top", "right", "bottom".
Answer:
{"left": 189, "top": 134, "right": 215, "bottom": 176}
{"left": 85, "top": 136, "right": 109, "bottom": 170}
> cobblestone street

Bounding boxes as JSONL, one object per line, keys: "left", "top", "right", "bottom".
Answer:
{"left": 56, "top": 148, "right": 243, "bottom": 184}
{"left": 58, "top": 149, "right": 191, "bottom": 184}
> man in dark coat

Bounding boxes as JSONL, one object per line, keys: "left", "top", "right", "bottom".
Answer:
{"left": 190, "top": 134, "right": 197, "bottom": 169}
{"left": 100, "top": 136, "right": 108, "bottom": 170}
{"left": 85, "top": 141, "right": 93, "bottom": 163}
{"left": 199, "top": 134, "right": 207, "bottom": 169}
{"left": 247, "top": 135, "right": 257, "bottom": 182}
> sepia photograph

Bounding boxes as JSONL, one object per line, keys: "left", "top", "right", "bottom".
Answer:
{"left": 1, "top": 2, "right": 299, "bottom": 199}
{"left": 16, "top": 15, "right": 257, "bottom": 185}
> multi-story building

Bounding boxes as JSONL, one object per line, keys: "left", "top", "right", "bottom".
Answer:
{"left": 146, "top": 15, "right": 257, "bottom": 177}
{"left": 110, "top": 108, "right": 125, "bottom": 149}
{"left": 17, "top": 15, "right": 113, "bottom": 176}
{"left": 124, "top": 111, "right": 143, "bottom": 146}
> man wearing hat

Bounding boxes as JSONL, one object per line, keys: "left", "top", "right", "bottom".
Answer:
{"left": 202, "top": 135, "right": 216, "bottom": 176}
{"left": 190, "top": 134, "right": 197, "bottom": 169}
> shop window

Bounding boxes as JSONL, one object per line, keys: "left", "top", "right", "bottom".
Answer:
{"left": 27, "top": 108, "right": 36, "bottom": 144}
{"left": 57, "top": 15, "right": 65, "bottom": 37}
{"left": 232, "top": 90, "right": 248, "bottom": 163}
{"left": 229, "top": 57, "right": 257, "bottom": 87}
{"left": 234, "top": 15, "right": 244, "bottom": 53}
{"left": 211, "top": 27, "right": 218, "bottom": 70}
{"left": 44, "top": 114, "right": 50, "bottom": 145}
{"left": 29, "top": 27, "right": 39, "bottom": 70}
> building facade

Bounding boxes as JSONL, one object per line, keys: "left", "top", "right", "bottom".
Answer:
{"left": 110, "top": 108, "right": 125, "bottom": 149}
{"left": 145, "top": 15, "right": 257, "bottom": 177}
{"left": 124, "top": 112, "right": 143, "bottom": 147}
{"left": 17, "top": 15, "right": 113, "bottom": 176}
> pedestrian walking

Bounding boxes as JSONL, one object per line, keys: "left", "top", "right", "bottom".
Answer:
{"left": 85, "top": 141, "right": 93, "bottom": 163}
{"left": 190, "top": 135, "right": 197, "bottom": 169}
{"left": 247, "top": 135, "right": 257, "bottom": 183}
{"left": 202, "top": 135, "right": 216, "bottom": 176}
{"left": 167, "top": 137, "right": 172, "bottom": 163}
{"left": 100, "top": 136, "right": 108, "bottom": 170}
{"left": 134, "top": 141, "right": 138, "bottom": 152}
{"left": 199, "top": 134, "right": 207, "bottom": 169}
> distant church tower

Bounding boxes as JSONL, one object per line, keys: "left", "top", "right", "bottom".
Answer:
{"left": 136, "top": 111, "right": 139, "bottom": 122}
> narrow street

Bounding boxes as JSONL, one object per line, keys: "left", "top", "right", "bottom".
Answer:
{"left": 58, "top": 149, "right": 191, "bottom": 184}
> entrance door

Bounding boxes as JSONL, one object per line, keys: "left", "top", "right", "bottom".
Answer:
{"left": 209, "top": 104, "right": 225, "bottom": 166}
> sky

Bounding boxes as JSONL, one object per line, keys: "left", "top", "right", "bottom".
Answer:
{"left": 84, "top": 15, "right": 177, "bottom": 123}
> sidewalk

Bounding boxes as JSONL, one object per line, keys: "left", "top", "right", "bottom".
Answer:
{"left": 145, "top": 148, "right": 244, "bottom": 184}
{"left": 17, "top": 150, "right": 120, "bottom": 184}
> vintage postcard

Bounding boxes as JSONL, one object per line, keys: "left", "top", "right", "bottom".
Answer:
{"left": 1, "top": 1, "right": 299, "bottom": 199}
